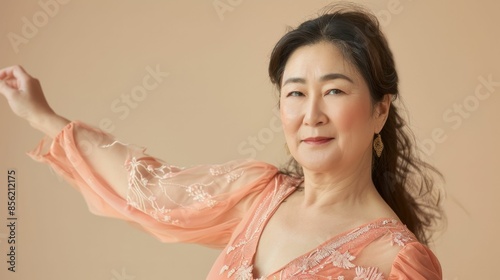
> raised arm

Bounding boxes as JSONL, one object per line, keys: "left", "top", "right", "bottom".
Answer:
{"left": 0, "top": 65, "right": 132, "bottom": 198}
{"left": 0, "top": 65, "right": 281, "bottom": 247}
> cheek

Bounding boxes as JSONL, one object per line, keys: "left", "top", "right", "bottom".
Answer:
{"left": 280, "top": 105, "right": 300, "bottom": 136}
{"left": 333, "top": 99, "right": 373, "bottom": 133}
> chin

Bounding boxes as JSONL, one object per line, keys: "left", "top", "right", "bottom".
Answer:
{"left": 294, "top": 154, "right": 339, "bottom": 173}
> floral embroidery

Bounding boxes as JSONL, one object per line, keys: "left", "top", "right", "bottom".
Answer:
{"left": 125, "top": 157, "right": 245, "bottom": 224}
{"left": 226, "top": 170, "right": 244, "bottom": 183}
{"left": 330, "top": 250, "right": 356, "bottom": 269}
{"left": 186, "top": 183, "right": 217, "bottom": 207}
{"left": 234, "top": 261, "right": 253, "bottom": 280}
{"left": 221, "top": 176, "right": 298, "bottom": 279}
{"left": 391, "top": 230, "right": 414, "bottom": 247}
{"left": 291, "top": 224, "right": 374, "bottom": 276}
{"left": 210, "top": 163, "right": 244, "bottom": 183}
{"left": 220, "top": 265, "right": 230, "bottom": 275}
{"left": 210, "top": 164, "right": 233, "bottom": 176}
{"left": 147, "top": 206, "right": 179, "bottom": 225}
{"left": 354, "top": 266, "right": 384, "bottom": 280}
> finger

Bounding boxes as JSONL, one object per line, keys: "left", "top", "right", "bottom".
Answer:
{"left": 13, "top": 65, "right": 31, "bottom": 79}
{"left": 5, "top": 79, "right": 19, "bottom": 89}
{"left": 0, "top": 67, "right": 13, "bottom": 80}
{"left": 0, "top": 65, "right": 31, "bottom": 80}
{"left": 0, "top": 79, "right": 16, "bottom": 98}
{"left": 0, "top": 66, "right": 18, "bottom": 80}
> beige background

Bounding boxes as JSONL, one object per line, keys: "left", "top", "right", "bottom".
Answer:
{"left": 0, "top": 0, "right": 499, "bottom": 279}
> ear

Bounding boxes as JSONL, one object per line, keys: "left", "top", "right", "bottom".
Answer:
{"left": 374, "top": 94, "right": 392, "bottom": 133}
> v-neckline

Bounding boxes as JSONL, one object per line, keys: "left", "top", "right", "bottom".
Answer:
{"left": 249, "top": 184, "right": 400, "bottom": 279}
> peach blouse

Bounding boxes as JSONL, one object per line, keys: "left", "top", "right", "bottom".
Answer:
{"left": 29, "top": 121, "right": 442, "bottom": 280}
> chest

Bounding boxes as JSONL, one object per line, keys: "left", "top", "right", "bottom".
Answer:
{"left": 211, "top": 185, "right": 405, "bottom": 280}
{"left": 251, "top": 199, "right": 359, "bottom": 278}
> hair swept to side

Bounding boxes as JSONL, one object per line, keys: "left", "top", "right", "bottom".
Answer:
{"left": 268, "top": 2, "right": 445, "bottom": 245}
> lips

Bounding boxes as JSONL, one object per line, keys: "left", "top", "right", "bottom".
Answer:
{"left": 302, "top": 137, "right": 334, "bottom": 144}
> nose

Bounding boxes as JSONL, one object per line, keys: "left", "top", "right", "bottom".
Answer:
{"left": 303, "top": 95, "right": 328, "bottom": 126}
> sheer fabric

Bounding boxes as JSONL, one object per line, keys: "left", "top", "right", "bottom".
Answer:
{"left": 29, "top": 121, "right": 442, "bottom": 279}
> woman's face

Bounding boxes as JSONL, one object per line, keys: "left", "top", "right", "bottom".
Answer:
{"left": 280, "top": 41, "right": 386, "bottom": 174}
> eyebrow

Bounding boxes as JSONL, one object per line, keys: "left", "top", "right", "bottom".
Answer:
{"left": 282, "top": 73, "right": 354, "bottom": 86}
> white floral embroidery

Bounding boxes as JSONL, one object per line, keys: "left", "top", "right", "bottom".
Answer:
{"left": 220, "top": 265, "right": 229, "bottom": 275}
{"left": 234, "top": 261, "right": 253, "bottom": 280}
{"left": 330, "top": 250, "right": 355, "bottom": 269}
{"left": 354, "top": 266, "right": 384, "bottom": 280}
{"left": 156, "top": 207, "right": 178, "bottom": 224}
{"left": 210, "top": 163, "right": 244, "bottom": 183}
{"left": 186, "top": 183, "right": 217, "bottom": 207}
{"left": 391, "top": 230, "right": 413, "bottom": 247}
{"left": 125, "top": 157, "right": 245, "bottom": 224}
{"left": 210, "top": 164, "right": 233, "bottom": 176}
{"left": 294, "top": 224, "right": 373, "bottom": 276}
{"left": 226, "top": 170, "right": 244, "bottom": 183}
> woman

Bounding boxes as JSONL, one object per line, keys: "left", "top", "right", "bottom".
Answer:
{"left": 0, "top": 4, "right": 443, "bottom": 279}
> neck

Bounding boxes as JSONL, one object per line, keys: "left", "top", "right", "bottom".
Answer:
{"left": 298, "top": 154, "right": 378, "bottom": 210}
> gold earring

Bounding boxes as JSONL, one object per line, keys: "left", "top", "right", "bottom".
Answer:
{"left": 373, "top": 133, "right": 384, "bottom": 157}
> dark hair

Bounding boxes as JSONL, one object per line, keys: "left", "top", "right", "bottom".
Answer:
{"left": 268, "top": 3, "right": 444, "bottom": 245}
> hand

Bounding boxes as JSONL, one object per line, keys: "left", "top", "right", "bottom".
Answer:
{"left": 0, "top": 65, "right": 55, "bottom": 124}
{"left": 0, "top": 65, "right": 69, "bottom": 137}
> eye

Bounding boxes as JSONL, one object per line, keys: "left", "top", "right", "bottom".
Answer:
{"left": 326, "top": 89, "right": 344, "bottom": 95}
{"left": 286, "top": 91, "right": 304, "bottom": 97}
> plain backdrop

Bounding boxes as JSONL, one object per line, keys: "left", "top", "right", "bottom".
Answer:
{"left": 1, "top": 0, "right": 499, "bottom": 279}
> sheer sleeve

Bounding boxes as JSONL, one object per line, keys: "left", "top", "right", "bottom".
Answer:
{"left": 388, "top": 242, "right": 442, "bottom": 280}
{"left": 28, "top": 121, "right": 279, "bottom": 248}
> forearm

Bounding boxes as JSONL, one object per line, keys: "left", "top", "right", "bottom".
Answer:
{"left": 29, "top": 121, "right": 131, "bottom": 199}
